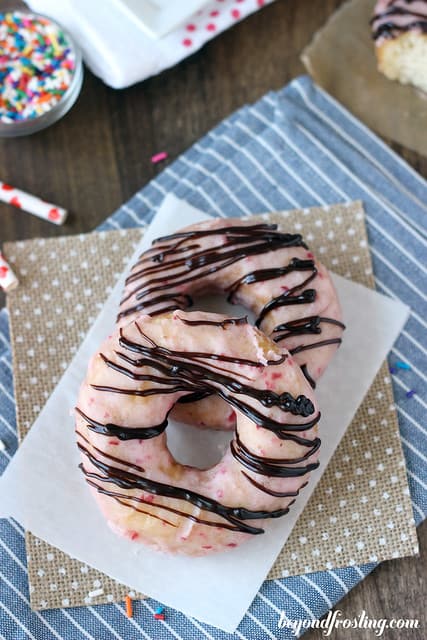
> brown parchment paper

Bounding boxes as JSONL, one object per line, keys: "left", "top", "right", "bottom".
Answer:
{"left": 5, "top": 202, "right": 418, "bottom": 611}
{"left": 302, "top": 0, "right": 427, "bottom": 156}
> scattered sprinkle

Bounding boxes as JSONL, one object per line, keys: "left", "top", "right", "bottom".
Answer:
{"left": 389, "top": 366, "right": 397, "bottom": 374}
{"left": 151, "top": 151, "right": 168, "bottom": 164}
{"left": 0, "top": 439, "right": 5, "bottom": 452}
{"left": 155, "top": 606, "right": 164, "bottom": 615}
{"left": 125, "top": 595, "right": 133, "bottom": 618}
{"left": 405, "top": 390, "right": 416, "bottom": 398}
{"left": 0, "top": 11, "right": 76, "bottom": 124}
{"left": 395, "top": 361, "right": 411, "bottom": 370}
{"left": 88, "top": 588, "right": 104, "bottom": 598}
{"left": 154, "top": 613, "right": 165, "bottom": 620}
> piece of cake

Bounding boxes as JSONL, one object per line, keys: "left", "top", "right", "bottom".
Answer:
{"left": 371, "top": 0, "right": 427, "bottom": 92}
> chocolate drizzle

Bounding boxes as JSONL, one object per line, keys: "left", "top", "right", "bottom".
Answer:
{"left": 92, "top": 325, "right": 315, "bottom": 422}
{"left": 241, "top": 473, "right": 309, "bottom": 498}
{"left": 75, "top": 407, "right": 168, "bottom": 441}
{"left": 230, "top": 433, "right": 320, "bottom": 477}
{"left": 77, "top": 317, "right": 321, "bottom": 535}
{"left": 118, "top": 223, "right": 307, "bottom": 322}
{"left": 78, "top": 444, "right": 290, "bottom": 535}
{"left": 226, "top": 258, "right": 316, "bottom": 299}
{"left": 117, "top": 221, "right": 344, "bottom": 388}
{"left": 272, "top": 316, "right": 345, "bottom": 341}
{"left": 371, "top": 1, "right": 427, "bottom": 41}
{"left": 272, "top": 316, "right": 346, "bottom": 386}
{"left": 300, "top": 364, "right": 316, "bottom": 390}
{"left": 256, "top": 289, "right": 317, "bottom": 328}
{"left": 179, "top": 315, "right": 249, "bottom": 328}
{"left": 289, "top": 338, "right": 343, "bottom": 356}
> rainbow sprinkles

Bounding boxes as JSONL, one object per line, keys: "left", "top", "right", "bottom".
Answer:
{"left": 0, "top": 11, "right": 75, "bottom": 123}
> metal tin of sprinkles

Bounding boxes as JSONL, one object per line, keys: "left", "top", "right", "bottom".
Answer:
{"left": 0, "top": 10, "right": 83, "bottom": 137}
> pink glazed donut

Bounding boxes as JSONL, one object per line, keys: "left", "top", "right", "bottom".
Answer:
{"left": 118, "top": 219, "right": 344, "bottom": 429}
{"left": 76, "top": 311, "right": 321, "bottom": 556}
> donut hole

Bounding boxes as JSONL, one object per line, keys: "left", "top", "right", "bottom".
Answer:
{"left": 166, "top": 291, "right": 255, "bottom": 470}
{"left": 166, "top": 294, "right": 255, "bottom": 469}
{"left": 166, "top": 419, "right": 233, "bottom": 470}
{"left": 190, "top": 292, "right": 256, "bottom": 324}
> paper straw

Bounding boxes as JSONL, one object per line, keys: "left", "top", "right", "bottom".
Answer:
{"left": 0, "top": 252, "right": 19, "bottom": 292}
{"left": 0, "top": 181, "right": 68, "bottom": 225}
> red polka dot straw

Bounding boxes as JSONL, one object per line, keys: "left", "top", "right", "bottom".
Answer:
{"left": 0, "top": 252, "right": 18, "bottom": 292}
{"left": 0, "top": 180, "right": 67, "bottom": 225}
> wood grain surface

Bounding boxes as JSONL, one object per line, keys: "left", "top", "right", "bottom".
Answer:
{"left": 0, "top": 1, "right": 425, "bottom": 638}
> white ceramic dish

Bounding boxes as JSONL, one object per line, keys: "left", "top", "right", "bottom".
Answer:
{"left": 112, "top": 0, "right": 209, "bottom": 38}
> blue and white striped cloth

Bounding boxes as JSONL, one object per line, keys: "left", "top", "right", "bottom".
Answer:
{"left": 0, "top": 76, "right": 426, "bottom": 640}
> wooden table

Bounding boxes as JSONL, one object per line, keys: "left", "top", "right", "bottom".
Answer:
{"left": 0, "top": 1, "right": 425, "bottom": 637}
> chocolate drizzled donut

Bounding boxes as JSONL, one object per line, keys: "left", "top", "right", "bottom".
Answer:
{"left": 76, "top": 313, "right": 321, "bottom": 547}
{"left": 118, "top": 220, "right": 345, "bottom": 394}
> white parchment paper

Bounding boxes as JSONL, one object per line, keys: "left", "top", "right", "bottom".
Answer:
{"left": 0, "top": 195, "right": 409, "bottom": 632}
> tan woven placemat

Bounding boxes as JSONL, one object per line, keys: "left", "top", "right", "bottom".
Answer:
{"left": 5, "top": 201, "right": 418, "bottom": 611}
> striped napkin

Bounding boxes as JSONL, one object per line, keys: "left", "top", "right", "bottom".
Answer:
{"left": 0, "top": 75, "right": 426, "bottom": 639}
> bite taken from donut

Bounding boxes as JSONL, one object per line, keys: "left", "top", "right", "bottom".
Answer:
{"left": 118, "top": 219, "right": 344, "bottom": 429}
{"left": 76, "top": 311, "right": 321, "bottom": 556}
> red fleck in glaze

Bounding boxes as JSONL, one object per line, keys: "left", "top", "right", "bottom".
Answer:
{"left": 272, "top": 372, "right": 282, "bottom": 380}
{"left": 108, "top": 439, "right": 119, "bottom": 446}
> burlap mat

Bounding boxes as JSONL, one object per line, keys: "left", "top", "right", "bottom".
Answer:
{"left": 4, "top": 201, "right": 418, "bottom": 611}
